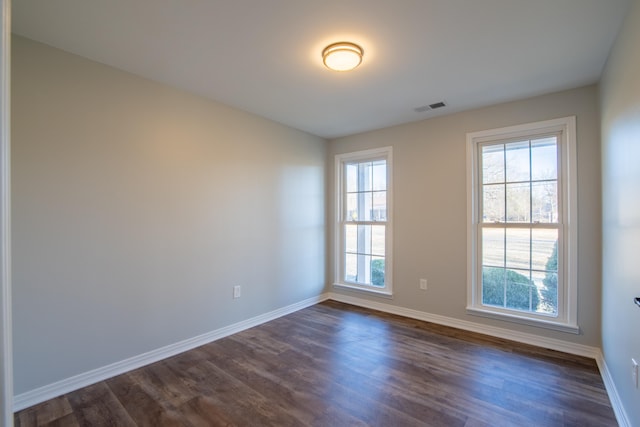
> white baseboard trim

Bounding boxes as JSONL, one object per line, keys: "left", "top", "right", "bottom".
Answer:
{"left": 15, "top": 292, "right": 631, "bottom": 427}
{"left": 14, "top": 293, "right": 330, "bottom": 412}
{"left": 595, "top": 351, "right": 631, "bottom": 427}
{"left": 328, "top": 292, "right": 599, "bottom": 358}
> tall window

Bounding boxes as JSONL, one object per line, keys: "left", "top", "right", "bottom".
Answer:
{"left": 335, "top": 147, "right": 393, "bottom": 295}
{"left": 467, "top": 117, "right": 577, "bottom": 333}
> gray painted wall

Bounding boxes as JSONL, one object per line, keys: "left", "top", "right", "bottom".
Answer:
{"left": 328, "top": 85, "right": 603, "bottom": 347}
{"left": 600, "top": 0, "right": 640, "bottom": 424}
{"left": 11, "top": 36, "right": 326, "bottom": 394}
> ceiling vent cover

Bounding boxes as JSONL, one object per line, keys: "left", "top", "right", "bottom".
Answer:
{"left": 414, "top": 101, "right": 446, "bottom": 113}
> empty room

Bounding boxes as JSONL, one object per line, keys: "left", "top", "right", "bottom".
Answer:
{"left": 1, "top": 0, "right": 640, "bottom": 426}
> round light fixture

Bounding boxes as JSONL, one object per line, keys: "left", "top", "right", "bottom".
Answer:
{"left": 322, "top": 42, "right": 364, "bottom": 72}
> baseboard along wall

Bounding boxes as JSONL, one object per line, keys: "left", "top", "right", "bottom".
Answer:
{"left": 13, "top": 291, "right": 631, "bottom": 426}
{"left": 13, "top": 293, "right": 330, "bottom": 412}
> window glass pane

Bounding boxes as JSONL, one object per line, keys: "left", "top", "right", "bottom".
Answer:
{"left": 531, "top": 229, "right": 558, "bottom": 272}
{"left": 357, "top": 255, "right": 371, "bottom": 284}
{"left": 346, "top": 163, "right": 358, "bottom": 193}
{"left": 345, "top": 224, "right": 358, "bottom": 253}
{"left": 506, "top": 228, "right": 530, "bottom": 270}
{"left": 345, "top": 253, "right": 357, "bottom": 282}
{"left": 505, "top": 269, "right": 535, "bottom": 311}
{"left": 359, "top": 192, "right": 373, "bottom": 221}
{"left": 346, "top": 193, "right": 357, "bottom": 221}
{"left": 482, "top": 144, "right": 504, "bottom": 184}
{"left": 533, "top": 234, "right": 558, "bottom": 315}
{"left": 482, "top": 267, "right": 505, "bottom": 307}
{"left": 538, "top": 271, "right": 558, "bottom": 315}
{"left": 371, "top": 225, "right": 385, "bottom": 256}
{"left": 371, "top": 257, "right": 385, "bottom": 287}
{"left": 531, "top": 137, "right": 557, "bottom": 181}
{"left": 359, "top": 162, "right": 373, "bottom": 192}
{"left": 373, "top": 191, "right": 386, "bottom": 220}
{"left": 357, "top": 225, "right": 371, "bottom": 255}
{"left": 505, "top": 141, "right": 530, "bottom": 182}
{"left": 483, "top": 184, "right": 504, "bottom": 222}
{"left": 506, "top": 182, "right": 530, "bottom": 222}
{"left": 372, "top": 161, "right": 386, "bottom": 191}
{"left": 482, "top": 227, "right": 504, "bottom": 267}
{"left": 532, "top": 181, "right": 557, "bottom": 223}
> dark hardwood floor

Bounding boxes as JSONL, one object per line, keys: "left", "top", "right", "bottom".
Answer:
{"left": 15, "top": 300, "right": 618, "bottom": 426}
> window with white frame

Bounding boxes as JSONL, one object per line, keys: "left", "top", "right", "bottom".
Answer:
{"left": 466, "top": 117, "right": 578, "bottom": 333}
{"left": 335, "top": 147, "right": 392, "bottom": 295}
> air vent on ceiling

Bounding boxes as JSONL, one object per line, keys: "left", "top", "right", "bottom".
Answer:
{"left": 414, "top": 101, "right": 447, "bottom": 113}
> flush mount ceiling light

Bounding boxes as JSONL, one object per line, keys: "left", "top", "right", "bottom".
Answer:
{"left": 322, "top": 42, "right": 364, "bottom": 72}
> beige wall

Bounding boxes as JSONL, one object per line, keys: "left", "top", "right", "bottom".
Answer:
{"left": 329, "top": 85, "right": 602, "bottom": 346}
{"left": 11, "top": 36, "right": 326, "bottom": 394}
{"left": 600, "top": 0, "right": 640, "bottom": 424}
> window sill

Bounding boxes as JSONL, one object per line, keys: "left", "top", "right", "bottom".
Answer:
{"left": 333, "top": 282, "right": 393, "bottom": 299}
{"left": 466, "top": 306, "right": 580, "bottom": 334}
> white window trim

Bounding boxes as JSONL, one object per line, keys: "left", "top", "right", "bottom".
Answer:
{"left": 466, "top": 117, "right": 578, "bottom": 334}
{"left": 334, "top": 147, "right": 393, "bottom": 297}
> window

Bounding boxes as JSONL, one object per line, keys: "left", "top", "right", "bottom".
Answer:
{"left": 467, "top": 117, "right": 578, "bottom": 333}
{"left": 335, "top": 147, "right": 393, "bottom": 295}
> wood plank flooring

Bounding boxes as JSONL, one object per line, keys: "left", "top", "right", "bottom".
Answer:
{"left": 15, "top": 300, "right": 618, "bottom": 426}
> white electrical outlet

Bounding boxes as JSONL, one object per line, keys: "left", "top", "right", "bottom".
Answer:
{"left": 233, "top": 285, "right": 241, "bottom": 299}
{"left": 633, "top": 358, "right": 638, "bottom": 389}
{"left": 419, "top": 279, "right": 428, "bottom": 290}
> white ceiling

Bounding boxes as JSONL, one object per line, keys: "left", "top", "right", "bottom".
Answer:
{"left": 12, "top": 0, "right": 630, "bottom": 139}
